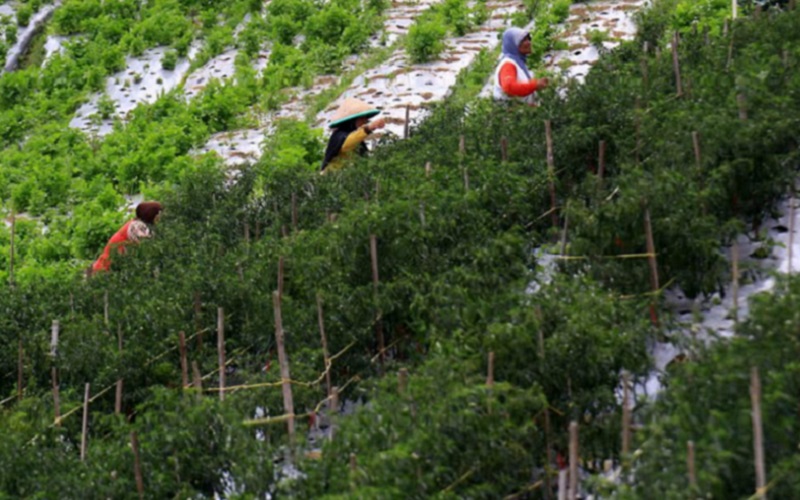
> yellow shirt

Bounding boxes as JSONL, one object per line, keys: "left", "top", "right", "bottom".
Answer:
{"left": 323, "top": 128, "right": 369, "bottom": 173}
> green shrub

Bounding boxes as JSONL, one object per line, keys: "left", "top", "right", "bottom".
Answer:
{"left": 161, "top": 48, "right": 179, "bottom": 70}
{"left": 406, "top": 19, "right": 447, "bottom": 63}
{"left": 16, "top": 4, "right": 33, "bottom": 27}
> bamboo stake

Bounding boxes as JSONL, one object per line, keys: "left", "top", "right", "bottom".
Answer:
{"left": 179, "top": 331, "right": 189, "bottom": 389}
{"left": 643, "top": 207, "right": 660, "bottom": 326}
{"left": 545, "top": 120, "right": 558, "bottom": 229}
{"left": 102, "top": 291, "right": 109, "bottom": 335}
{"left": 598, "top": 140, "right": 606, "bottom": 181}
{"left": 692, "top": 132, "right": 702, "bottom": 170}
{"left": 672, "top": 31, "right": 683, "bottom": 97}
{"left": 81, "top": 383, "right": 90, "bottom": 461}
{"left": 116, "top": 326, "right": 123, "bottom": 415}
{"left": 558, "top": 470, "right": 567, "bottom": 500}
{"left": 375, "top": 179, "right": 380, "bottom": 203}
{"left": 460, "top": 135, "right": 469, "bottom": 191}
{"left": 424, "top": 161, "right": 431, "bottom": 178}
{"left": 291, "top": 193, "right": 298, "bottom": 232}
{"left": 330, "top": 385, "right": 339, "bottom": 441}
{"left": 687, "top": 440, "right": 697, "bottom": 489}
{"left": 568, "top": 421, "right": 579, "bottom": 499}
{"left": 622, "top": 372, "right": 631, "bottom": 458}
{"left": 704, "top": 25, "right": 710, "bottom": 46}
{"left": 635, "top": 98, "right": 642, "bottom": 166}
{"left": 789, "top": 192, "right": 795, "bottom": 274}
{"left": 750, "top": 367, "right": 766, "bottom": 499}
{"left": 723, "top": 18, "right": 729, "bottom": 37}
{"left": 732, "top": 243, "right": 740, "bottom": 325}
{"left": 537, "top": 307, "right": 553, "bottom": 500}
{"left": 192, "top": 361, "right": 203, "bottom": 401}
{"left": 17, "top": 337, "right": 23, "bottom": 401}
{"left": 738, "top": 93, "right": 748, "bottom": 121}
{"left": 560, "top": 213, "right": 569, "bottom": 257}
{"left": 51, "top": 320, "right": 61, "bottom": 424}
{"left": 370, "top": 234, "right": 385, "bottom": 365}
{"left": 273, "top": 291, "right": 295, "bottom": 439}
{"left": 404, "top": 105, "right": 410, "bottom": 139}
{"left": 732, "top": 0, "right": 737, "bottom": 19}
{"left": 641, "top": 45, "right": 649, "bottom": 89}
{"left": 217, "top": 308, "right": 226, "bottom": 401}
{"left": 316, "top": 294, "right": 332, "bottom": 398}
{"left": 486, "top": 352, "right": 495, "bottom": 387}
{"left": 278, "top": 256, "right": 285, "bottom": 301}
{"left": 398, "top": 368, "right": 408, "bottom": 394}
{"left": 130, "top": 431, "right": 145, "bottom": 500}
{"left": 500, "top": 137, "right": 509, "bottom": 162}
{"left": 193, "top": 291, "right": 203, "bottom": 351}
{"left": 8, "top": 210, "right": 15, "bottom": 287}
{"left": 244, "top": 221, "right": 250, "bottom": 245}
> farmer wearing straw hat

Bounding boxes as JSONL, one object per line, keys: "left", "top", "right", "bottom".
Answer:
{"left": 493, "top": 27, "right": 548, "bottom": 105}
{"left": 321, "top": 98, "right": 385, "bottom": 172}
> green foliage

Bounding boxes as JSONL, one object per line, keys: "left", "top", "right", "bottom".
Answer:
{"left": 161, "top": 48, "right": 179, "bottom": 70}
{"left": 406, "top": 19, "right": 447, "bottom": 63}
{"left": 16, "top": 4, "right": 33, "bottom": 27}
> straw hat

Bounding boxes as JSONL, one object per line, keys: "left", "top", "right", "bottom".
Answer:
{"left": 329, "top": 98, "right": 380, "bottom": 128}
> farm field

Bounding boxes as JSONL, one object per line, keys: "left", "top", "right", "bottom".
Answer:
{"left": 1, "top": 0, "right": 800, "bottom": 498}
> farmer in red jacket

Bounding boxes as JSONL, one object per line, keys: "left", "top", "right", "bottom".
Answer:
{"left": 493, "top": 27, "right": 549, "bottom": 105}
{"left": 91, "top": 201, "right": 163, "bottom": 274}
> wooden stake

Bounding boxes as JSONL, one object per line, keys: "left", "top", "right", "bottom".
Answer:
{"left": 130, "top": 431, "right": 145, "bottom": 500}
{"left": 738, "top": 93, "right": 748, "bottom": 121}
{"left": 558, "top": 470, "right": 567, "bottom": 500}
{"left": 672, "top": 31, "right": 683, "bottom": 97}
{"left": 179, "top": 331, "right": 189, "bottom": 389}
{"left": 330, "top": 385, "right": 339, "bottom": 441}
{"left": 8, "top": 210, "right": 15, "bottom": 287}
{"left": 560, "top": 213, "right": 569, "bottom": 256}
{"left": 291, "top": 193, "right": 298, "bottom": 232}
{"left": 17, "top": 337, "right": 23, "bottom": 401}
{"left": 217, "top": 308, "right": 226, "bottom": 401}
{"left": 545, "top": 120, "right": 558, "bottom": 229}
{"left": 193, "top": 291, "right": 203, "bottom": 351}
{"left": 81, "top": 383, "right": 90, "bottom": 461}
{"left": 424, "top": 161, "right": 431, "bottom": 178}
{"left": 51, "top": 320, "right": 60, "bottom": 424}
{"left": 789, "top": 193, "right": 795, "bottom": 274}
{"left": 723, "top": 18, "right": 729, "bottom": 37}
{"left": 598, "top": 140, "right": 606, "bottom": 181}
{"left": 486, "top": 352, "right": 495, "bottom": 387}
{"left": 500, "top": 137, "right": 508, "bottom": 162}
{"left": 370, "top": 234, "right": 385, "bottom": 364}
{"left": 692, "top": 132, "right": 702, "bottom": 170}
{"left": 644, "top": 207, "right": 660, "bottom": 326}
{"left": 278, "top": 256, "right": 285, "bottom": 301}
{"left": 568, "top": 421, "right": 579, "bottom": 499}
{"left": 116, "top": 326, "right": 123, "bottom": 415}
{"left": 635, "top": 98, "right": 642, "bottom": 166}
{"left": 732, "top": 0, "right": 737, "bottom": 19}
{"left": 750, "top": 367, "right": 766, "bottom": 499}
{"left": 732, "top": 243, "right": 740, "bottom": 325}
{"left": 537, "top": 306, "right": 553, "bottom": 500}
{"left": 349, "top": 452, "right": 357, "bottom": 473}
{"left": 398, "top": 368, "right": 408, "bottom": 394}
{"left": 404, "top": 104, "right": 410, "bottom": 139}
{"left": 273, "top": 291, "right": 295, "bottom": 439}
{"left": 104, "top": 290, "right": 109, "bottom": 333}
{"left": 460, "top": 135, "right": 469, "bottom": 191}
{"left": 244, "top": 221, "right": 250, "bottom": 244}
{"left": 622, "top": 372, "right": 631, "bottom": 460}
{"left": 316, "top": 294, "right": 332, "bottom": 398}
{"left": 687, "top": 440, "right": 697, "bottom": 488}
{"left": 192, "top": 361, "right": 203, "bottom": 400}
{"left": 704, "top": 25, "right": 710, "bottom": 46}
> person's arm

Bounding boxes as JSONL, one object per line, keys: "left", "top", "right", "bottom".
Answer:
{"left": 340, "top": 128, "right": 370, "bottom": 155}
{"left": 499, "top": 62, "right": 546, "bottom": 97}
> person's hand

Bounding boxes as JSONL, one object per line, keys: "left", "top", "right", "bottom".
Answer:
{"left": 538, "top": 78, "right": 550, "bottom": 89}
{"left": 368, "top": 118, "right": 386, "bottom": 130}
